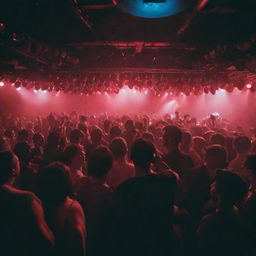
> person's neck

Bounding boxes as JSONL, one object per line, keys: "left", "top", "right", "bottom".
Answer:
{"left": 135, "top": 167, "right": 154, "bottom": 177}
{"left": 205, "top": 164, "right": 218, "bottom": 179}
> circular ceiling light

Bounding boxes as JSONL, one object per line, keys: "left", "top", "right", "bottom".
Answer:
{"left": 116, "top": 0, "right": 194, "bottom": 18}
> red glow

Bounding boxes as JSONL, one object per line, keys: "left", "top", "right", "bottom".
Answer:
{"left": 0, "top": 85, "right": 255, "bottom": 128}
{"left": 0, "top": 81, "right": 4, "bottom": 87}
{"left": 246, "top": 84, "right": 252, "bottom": 89}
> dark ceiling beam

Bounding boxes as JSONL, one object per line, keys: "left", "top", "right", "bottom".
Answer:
{"left": 0, "top": 43, "right": 48, "bottom": 65}
{"left": 71, "top": 0, "right": 93, "bottom": 31}
{"left": 68, "top": 67, "right": 252, "bottom": 75}
{"left": 67, "top": 41, "right": 198, "bottom": 50}
{"left": 79, "top": 4, "right": 115, "bottom": 10}
{"left": 177, "top": 0, "right": 210, "bottom": 35}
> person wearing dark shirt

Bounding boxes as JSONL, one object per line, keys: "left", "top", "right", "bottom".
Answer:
{"left": 197, "top": 170, "right": 249, "bottom": 256}
{"left": 123, "top": 119, "right": 138, "bottom": 151}
{"left": 69, "top": 129, "right": 84, "bottom": 146}
{"left": 162, "top": 125, "right": 194, "bottom": 203}
{"left": 31, "top": 133, "right": 45, "bottom": 164}
{"left": 74, "top": 146, "right": 113, "bottom": 256}
{"left": 85, "top": 127, "right": 105, "bottom": 158}
{"left": 228, "top": 136, "right": 251, "bottom": 173}
{"left": 185, "top": 145, "right": 228, "bottom": 220}
{"left": 13, "top": 141, "right": 36, "bottom": 191}
{"left": 43, "top": 131, "right": 63, "bottom": 167}
{"left": 0, "top": 151, "right": 54, "bottom": 256}
{"left": 106, "top": 164, "right": 182, "bottom": 256}
{"left": 243, "top": 154, "right": 256, "bottom": 253}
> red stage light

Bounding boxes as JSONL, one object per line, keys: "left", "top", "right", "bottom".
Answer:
{"left": 0, "top": 81, "right": 4, "bottom": 87}
{"left": 246, "top": 84, "right": 252, "bottom": 89}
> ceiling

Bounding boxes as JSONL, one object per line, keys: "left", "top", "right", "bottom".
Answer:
{"left": 0, "top": 0, "right": 256, "bottom": 76}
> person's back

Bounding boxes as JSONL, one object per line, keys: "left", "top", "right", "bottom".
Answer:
{"left": 74, "top": 146, "right": 113, "bottom": 256}
{"left": 13, "top": 141, "right": 36, "bottom": 191}
{"left": 180, "top": 131, "right": 202, "bottom": 167}
{"left": 243, "top": 154, "right": 256, "bottom": 252}
{"left": 198, "top": 209, "right": 246, "bottom": 256}
{"left": 107, "top": 137, "right": 135, "bottom": 188}
{"left": 75, "top": 176, "right": 113, "bottom": 232}
{"left": 0, "top": 151, "right": 54, "bottom": 256}
{"left": 43, "top": 132, "right": 63, "bottom": 166}
{"left": 197, "top": 170, "right": 249, "bottom": 256}
{"left": 107, "top": 160, "right": 134, "bottom": 188}
{"left": 162, "top": 126, "right": 194, "bottom": 203}
{"left": 228, "top": 136, "right": 251, "bottom": 173}
{"left": 85, "top": 127, "right": 104, "bottom": 157}
{"left": 0, "top": 186, "right": 53, "bottom": 256}
{"left": 105, "top": 174, "right": 182, "bottom": 256}
{"left": 35, "top": 162, "right": 86, "bottom": 256}
{"left": 185, "top": 145, "right": 228, "bottom": 219}
{"left": 162, "top": 126, "right": 194, "bottom": 178}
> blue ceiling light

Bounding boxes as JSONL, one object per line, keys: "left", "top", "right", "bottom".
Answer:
{"left": 117, "top": 0, "right": 193, "bottom": 18}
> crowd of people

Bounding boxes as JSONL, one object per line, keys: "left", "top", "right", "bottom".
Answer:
{"left": 0, "top": 111, "right": 256, "bottom": 256}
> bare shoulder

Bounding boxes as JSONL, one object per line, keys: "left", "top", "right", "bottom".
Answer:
{"left": 67, "top": 198, "right": 85, "bottom": 218}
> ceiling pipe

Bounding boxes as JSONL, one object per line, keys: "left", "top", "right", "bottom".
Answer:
{"left": 177, "top": 0, "right": 210, "bottom": 35}
{"left": 71, "top": 0, "right": 93, "bottom": 31}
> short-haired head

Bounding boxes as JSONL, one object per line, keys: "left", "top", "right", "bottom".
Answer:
{"left": 17, "top": 129, "right": 29, "bottom": 142}
{"left": 36, "top": 162, "right": 72, "bottom": 204}
{"left": 32, "top": 133, "right": 44, "bottom": 146}
{"left": 13, "top": 142, "right": 30, "bottom": 164}
{"left": 215, "top": 170, "right": 248, "bottom": 206}
{"left": 88, "top": 146, "right": 113, "bottom": 179}
{"left": 210, "top": 133, "right": 226, "bottom": 146}
{"left": 234, "top": 136, "right": 251, "bottom": 155}
{"left": 163, "top": 125, "right": 182, "bottom": 150}
{"left": 131, "top": 138, "right": 156, "bottom": 170}
{"left": 90, "top": 127, "right": 103, "bottom": 144}
{"left": 110, "top": 137, "right": 128, "bottom": 159}
{"left": 69, "top": 129, "right": 84, "bottom": 144}
{"left": 109, "top": 125, "right": 122, "bottom": 139}
{"left": 206, "top": 144, "right": 227, "bottom": 169}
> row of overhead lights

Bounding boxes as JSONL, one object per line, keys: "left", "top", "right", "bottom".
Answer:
{"left": 0, "top": 80, "right": 255, "bottom": 97}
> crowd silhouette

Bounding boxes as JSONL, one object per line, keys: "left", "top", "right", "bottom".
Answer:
{"left": 0, "top": 111, "right": 256, "bottom": 256}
